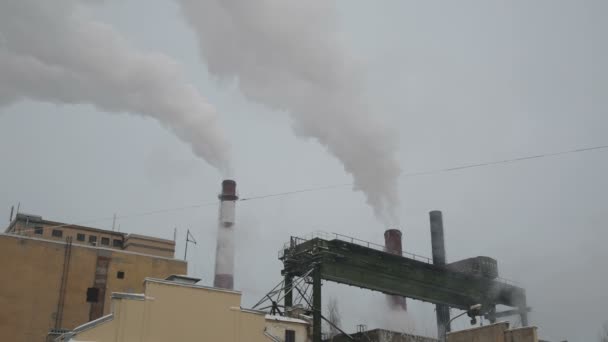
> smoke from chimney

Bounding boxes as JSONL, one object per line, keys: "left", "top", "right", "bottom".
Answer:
{"left": 176, "top": 0, "right": 401, "bottom": 224}
{"left": 0, "top": 0, "right": 231, "bottom": 174}
{"left": 214, "top": 179, "right": 238, "bottom": 289}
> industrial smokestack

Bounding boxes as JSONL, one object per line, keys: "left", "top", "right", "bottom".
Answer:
{"left": 214, "top": 180, "right": 238, "bottom": 289}
{"left": 384, "top": 229, "right": 407, "bottom": 310}
{"left": 430, "top": 211, "right": 450, "bottom": 341}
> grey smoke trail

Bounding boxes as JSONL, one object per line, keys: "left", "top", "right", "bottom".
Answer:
{"left": 0, "top": 0, "right": 231, "bottom": 173}
{"left": 176, "top": 1, "right": 401, "bottom": 223}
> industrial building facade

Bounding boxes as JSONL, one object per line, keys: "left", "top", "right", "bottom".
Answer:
{"left": 5, "top": 213, "right": 176, "bottom": 257}
{"left": 0, "top": 214, "right": 186, "bottom": 342}
{"left": 57, "top": 276, "right": 311, "bottom": 342}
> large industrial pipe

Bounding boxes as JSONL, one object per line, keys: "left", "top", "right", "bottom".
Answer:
{"left": 384, "top": 229, "right": 407, "bottom": 310}
{"left": 430, "top": 211, "right": 446, "bottom": 266}
{"left": 430, "top": 210, "right": 450, "bottom": 341}
{"left": 214, "top": 180, "right": 238, "bottom": 289}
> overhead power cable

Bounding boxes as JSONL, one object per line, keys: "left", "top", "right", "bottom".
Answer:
{"left": 239, "top": 143, "right": 608, "bottom": 201}
{"left": 16, "top": 201, "right": 219, "bottom": 234}
{"left": 12, "top": 143, "right": 608, "bottom": 232}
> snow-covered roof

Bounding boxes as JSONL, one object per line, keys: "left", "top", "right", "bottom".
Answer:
{"left": 265, "top": 314, "right": 309, "bottom": 325}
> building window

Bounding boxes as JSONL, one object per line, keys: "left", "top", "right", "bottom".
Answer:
{"left": 285, "top": 329, "right": 295, "bottom": 342}
{"left": 34, "top": 227, "right": 43, "bottom": 235}
{"left": 117, "top": 271, "right": 125, "bottom": 279}
{"left": 76, "top": 233, "right": 85, "bottom": 241}
{"left": 113, "top": 239, "right": 123, "bottom": 248}
{"left": 86, "top": 287, "right": 99, "bottom": 303}
{"left": 51, "top": 229, "right": 63, "bottom": 238}
{"left": 89, "top": 235, "right": 97, "bottom": 245}
{"left": 101, "top": 237, "right": 110, "bottom": 246}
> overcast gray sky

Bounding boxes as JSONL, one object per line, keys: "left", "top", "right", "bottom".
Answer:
{"left": 1, "top": 1, "right": 607, "bottom": 341}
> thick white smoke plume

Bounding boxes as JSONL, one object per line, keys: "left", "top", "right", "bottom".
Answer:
{"left": 0, "top": 0, "right": 230, "bottom": 173}
{"left": 177, "top": 1, "right": 401, "bottom": 223}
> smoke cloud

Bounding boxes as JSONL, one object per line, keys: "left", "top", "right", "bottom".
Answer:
{"left": 0, "top": 0, "right": 231, "bottom": 174}
{"left": 176, "top": 1, "right": 401, "bottom": 223}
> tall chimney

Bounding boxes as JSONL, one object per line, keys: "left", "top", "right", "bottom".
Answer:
{"left": 214, "top": 180, "right": 238, "bottom": 289}
{"left": 430, "top": 211, "right": 450, "bottom": 341}
{"left": 384, "top": 229, "right": 407, "bottom": 310}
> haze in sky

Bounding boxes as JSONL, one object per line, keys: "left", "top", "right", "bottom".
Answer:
{"left": 0, "top": 1, "right": 607, "bottom": 341}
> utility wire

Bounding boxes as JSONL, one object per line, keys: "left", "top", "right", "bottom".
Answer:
{"left": 11, "top": 143, "right": 608, "bottom": 232}
{"left": 403, "top": 143, "right": 608, "bottom": 177}
{"left": 15, "top": 201, "right": 219, "bottom": 234}
{"left": 240, "top": 143, "right": 608, "bottom": 201}
{"left": 239, "top": 183, "right": 352, "bottom": 201}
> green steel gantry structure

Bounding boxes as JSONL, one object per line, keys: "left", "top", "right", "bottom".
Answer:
{"left": 278, "top": 233, "right": 528, "bottom": 342}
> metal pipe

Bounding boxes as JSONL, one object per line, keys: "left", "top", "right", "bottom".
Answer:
{"left": 284, "top": 274, "right": 293, "bottom": 309}
{"left": 313, "top": 265, "right": 322, "bottom": 342}
{"left": 430, "top": 210, "right": 451, "bottom": 341}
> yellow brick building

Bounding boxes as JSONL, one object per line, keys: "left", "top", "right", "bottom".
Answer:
{"left": 57, "top": 276, "right": 311, "bottom": 342}
{"left": 0, "top": 213, "right": 186, "bottom": 342}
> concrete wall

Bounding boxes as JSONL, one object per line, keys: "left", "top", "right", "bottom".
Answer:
{"left": 447, "top": 323, "right": 538, "bottom": 342}
{"left": 0, "top": 234, "right": 186, "bottom": 342}
{"left": 8, "top": 217, "right": 125, "bottom": 248}
{"left": 329, "top": 329, "right": 436, "bottom": 342}
{"left": 6, "top": 214, "right": 176, "bottom": 258}
{"left": 265, "top": 315, "right": 310, "bottom": 342}
{"left": 123, "top": 234, "right": 175, "bottom": 258}
{"left": 447, "top": 322, "right": 509, "bottom": 342}
{"left": 504, "top": 327, "right": 538, "bottom": 342}
{"left": 64, "top": 279, "right": 310, "bottom": 342}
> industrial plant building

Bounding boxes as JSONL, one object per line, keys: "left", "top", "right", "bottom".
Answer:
{"left": 0, "top": 188, "right": 551, "bottom": 342}
{"left": 0, "top": 213, "right": 186, "bottom": 342}
{"left": 328, "top": 324, "right": 538, "bottom": 342}
{"left": 55, "top": 275, "right": 310, "bottom": 342}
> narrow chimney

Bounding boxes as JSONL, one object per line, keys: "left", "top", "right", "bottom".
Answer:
{"left": 384, "top": 228, "right": 407, "bottom": 310}
{"left": 214, "top": 180, "right": 238, "bottom": 289}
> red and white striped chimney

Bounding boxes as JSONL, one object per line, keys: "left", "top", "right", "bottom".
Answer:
{"left": 384, "top": 229, "right": 407, "bottom": 310}
{"left": 214, "top": 180, "right": 238, "bottom": 289}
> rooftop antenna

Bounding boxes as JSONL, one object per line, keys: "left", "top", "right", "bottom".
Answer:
{"left": 184, "top": 229, "right": 197, "bottom": 261}
{"left": 173, "top": 227, "right": 177, "bottom": 242}
{"left": 9, "top": 205, "right": 14, "bottom": 222}
{"left": 111, "top": 213, "right": 117, "bottom": 231}
{"left": 16, "top": 202, "right": 20, "bottom": 216}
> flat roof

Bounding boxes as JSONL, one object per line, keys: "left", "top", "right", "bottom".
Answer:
{"left": 7, "top": 213, "right": 174, "bottom": 244}
{"left": 9, "top": 213, "right": 126, "bottom": 237}
{"left": 0, "top": 233, "right": 186, "bottom": 262}
{"left": 144, "top": 277, "right": 241, "bottom": 295}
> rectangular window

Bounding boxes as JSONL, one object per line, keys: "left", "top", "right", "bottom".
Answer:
{"left": 34, "top": 227, "right": 43, "bottom": 235}
{"left": 285, "top": 330, "right": 295, "bottom": 342}
{"left": 101, "top": 237, "right": 110, "bottom": 246}
{"left": 51, "top": 229, "right": 63, "bottom": 238}
{"left": 117, "top": 271, "right": 125, "bottom": 279}
{"left": 89, "top": 235, "right": 97, "bottom": 244}
{"left": 76, "top": 233, "right": 85, "bottom": 241}
{"left": 113, "top": 239, "right": 123, "bottom": 248}
{"left": 86, "top": 287, "right": 99, "bottom": 303}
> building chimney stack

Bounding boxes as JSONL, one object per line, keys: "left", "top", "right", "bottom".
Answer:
{"left": 213, "top": 180, "right": 238, "bottom": 290}
{"left": 384, "top": 228, "right": 407, "bottom": 310}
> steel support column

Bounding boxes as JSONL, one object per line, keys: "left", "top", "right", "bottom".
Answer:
{"left": 313, "top": 265, "right": 322, "bottom": 342}
{"left": 430, "top": 210, "right": 451, "bottom": 341}
{"left": 284, "top": 274, "right": 293, "bottom": 309}
{"left": 520, "top": 305, "right": 529, "bottom": 326}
